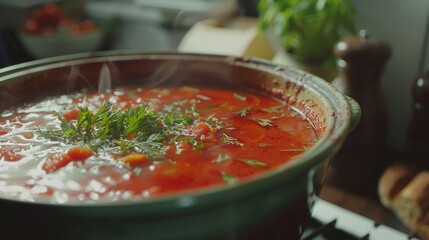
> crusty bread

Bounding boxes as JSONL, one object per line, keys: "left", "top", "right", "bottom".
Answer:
{"left": 378, "top": 162, "right": 417, "bottom": 207}
{"left": 378, "top": 162, "right": 429, "bottom": 239}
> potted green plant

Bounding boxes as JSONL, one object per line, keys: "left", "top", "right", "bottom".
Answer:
{"left": 258, "top": 0, "right": 356, "bottom": 81}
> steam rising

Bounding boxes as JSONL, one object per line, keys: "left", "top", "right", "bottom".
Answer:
{"left": 98, "top": 64, "right": 112, "bottom": 92}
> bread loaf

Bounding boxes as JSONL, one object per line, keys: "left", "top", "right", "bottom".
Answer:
{"left": 378, "top": 163, "right": 417, "bottom": 207}
{"left": 378, "top": 162, "right": 429, "bottom": 239}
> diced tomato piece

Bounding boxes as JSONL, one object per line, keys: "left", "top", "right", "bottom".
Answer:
{"left": 188, "top": 122, "right": 211, "bottom": 139}
{"left": 67, "top": 146, "right": 93, "bottom": 161}
{"left": 176, "top": 141, "right": 192, "bottom": 154}
{"left": 21, "top": 132, "right": 34, "bottom": 139}
{"left": 63, "top": 108, "right": 80, "bottom": 122}
{"left": 127, "top": 133, "right": 137, "bottom": 140}
{"left": 42, "top": 154, "right": 72, "bottom": 173}
{"left": 118, "top": 153, "right": 148, "bottom": 166}
{"left": 0, "top": 148, "right": 23, "bottom": 162}
{"left": 0, "top": 129, "right": 8, "bottom": 136}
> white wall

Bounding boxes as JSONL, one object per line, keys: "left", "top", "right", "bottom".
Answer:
{"left": 353, "top": 0, "right": 429, "bottom": 151}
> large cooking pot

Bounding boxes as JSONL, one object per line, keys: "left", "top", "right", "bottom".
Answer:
{"left": 0, "top": 52, "right": 360, "bottom": 240}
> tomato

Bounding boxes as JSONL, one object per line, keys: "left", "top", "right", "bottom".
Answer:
{"left": 35, "top": 3, "right": 64, "bottom": 26}
{"left": 188, "top": 122, "right": 211, "bottom": 139}
{"left": 23, "top": 19, "right": 42, "bottom": 34}
{"left": 67, "top": 146, "right": 93, "bottom": 161}
{"left": 118, "top": 153, "right": 148, "bottom": 166}
{"left": 63, "top": 108, "right": 80, "bottom": 122}
{"left": 42, "top": 154, "right": 72, "bottom": 173}
{"left": 0, "top": 148, "right": 23, "bottom": 162}
{"left": 22, "top": 3, "right": 98, "bottom": 36}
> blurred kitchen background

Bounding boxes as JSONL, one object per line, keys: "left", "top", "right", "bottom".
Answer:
{"left": 2, "top": 0, "right": 429, "bottom": 237}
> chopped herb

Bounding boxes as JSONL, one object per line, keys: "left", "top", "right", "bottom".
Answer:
{"left": 38, "top": 102, "right": 197, "bottom": 158}
{"left": 133, "top": 167, "right": 142, "bottom": 176}
{"left": 259, "top": 143, "right": 274, "bottom": 147}
{"left": 290, "top": 111, "right": 298, "bottom": 117}
{"left": 260, "top": 105, "right": 285, "bottom": 113}
{"left": 212, "top": 154, "right": 232, "bottom": 163}
{"left": 233, "top": 106, "right": 252, "bottom": 117}
{"left": 221, "top": 172, "right": 238, "bottom": 185}
{"left": 253, "top": 118, "right": 274, "bottom": 127}
{"left": 280, "top": 148, "right": 306, "bottom": 152}
{"left": 233, "top": 92, "right": 247, "bottom": 101}
{"left": 205, "top": 114, "right": 224, "bottom": 129}
{"left": 238, "top": 158, "right": 267, "bottom": 167}
{"left": 196, "top": 95, "right": 212, "bottom": 101}
{"left": 221, "top": 133, "right": 244, "bottom": 147}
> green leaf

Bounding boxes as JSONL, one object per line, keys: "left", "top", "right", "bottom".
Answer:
{"left": 233, "top": 92, "right": 247, "bottom": 102}
{"left": 238, "top": 159, "right": 267, "bottom": 167}
{"left": 253, "top": 118, "right": 274, "bottom": 127}
{"left": 221, "top": 172, "right": 239, "bottom": 185}
{"left": 212, "top": 154, "right": 232, "bottom": 163}
{"left": 233, "top": 106, "right": 252, "bottom": 117}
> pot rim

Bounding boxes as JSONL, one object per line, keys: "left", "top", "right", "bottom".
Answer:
{"left": 0, "top": 51, "right": 354, "bottom": 213}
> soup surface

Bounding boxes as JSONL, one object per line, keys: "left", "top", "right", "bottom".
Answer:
{"left": 0, "top": 86, "right": 318, "bottom": 203}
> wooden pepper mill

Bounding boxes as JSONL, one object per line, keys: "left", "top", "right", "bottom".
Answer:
{"left": 407, "top": 67, "right": 429, "bottom": 169}
{"left": 327, "top": 30, "right": 392, "bottom": 197}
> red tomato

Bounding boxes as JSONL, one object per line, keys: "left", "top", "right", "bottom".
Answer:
{"left": 79, "top": 20, "right": 97, "bottom": 33}
{"left": 118, "top": 153, "right": 148, "bottom": 166}
{"left": 62, "top": 108, "right": 80, "bottom": 122}
{"left": 0, "top": 129, "right": 8, "bottom": 135}
{"left": 0, "top": 148, "right": 23, "bottom": 162}
{"left": 67, "top": 146, "right": 93, "bottom": 161}
{"left": 23, "top": 19, "right": 41, "bottom": 34}
{"left": 42, "top": 154, "right": 72, "bottom": 173}
{"left": 188, "top": 122, "right": 211, "bottom": 139}
{"left": 36, "top": 3, "right": 64, "bottom": 26}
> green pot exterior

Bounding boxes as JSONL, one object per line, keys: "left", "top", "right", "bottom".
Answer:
{"left": 0, "top": 51, "right": 360, "bottom": 240}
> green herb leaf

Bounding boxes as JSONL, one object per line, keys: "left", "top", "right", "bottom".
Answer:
{"left": 38, "top": 102, "right": 199, "bottom": 158}
{"left": 233, "top": 92, "right": 247, "bottom": 101}
{"left": 259, "top": 143, "right": 274, "bottom": 147}
{"left": 260, "top": 105, "right": 285, "bottom": 113}
{"left": 238, "top": 159, "right": 267, "bottom": 167}
{"left": 212, "top": 154, "right": 232, "bottom": 163}
{"left": 196, "top": 95, "right": 212, "bottom": 101}
{"left": 221, "top": 172, "right": 239, "bottom": 185}
{"left": 280, "top": 148, "right": 306, "bottom": 152}
{"left": 233, "top": 106, "right": 252, "bottom": 117}
{"left": 253, "top": 118, "right": 274, "bottom": 127}
{"left": 221, "top": 133, "right": 244, "bottom": 147}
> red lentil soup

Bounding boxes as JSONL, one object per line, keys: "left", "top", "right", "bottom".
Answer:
{"left": 0, "top": 85, "right": 318, "bottom": 203}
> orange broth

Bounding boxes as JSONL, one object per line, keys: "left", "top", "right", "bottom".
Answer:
{"left": 0, "top": 86, "right": 318, "bottom": 203}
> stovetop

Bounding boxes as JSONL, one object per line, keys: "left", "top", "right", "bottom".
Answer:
{"left": 303, "top": 199, "right": 420, "bottom": 240}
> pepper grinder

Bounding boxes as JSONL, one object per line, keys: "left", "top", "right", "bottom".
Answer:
{"left": 407, "top": 67, "right": 429, "bottom": 169}
{"left": 327, "top": 30, "right": 392, "bottom": 197}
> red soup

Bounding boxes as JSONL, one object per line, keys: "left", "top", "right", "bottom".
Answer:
{"left": 0, "top": 86, "right": 318, "bottom": 203}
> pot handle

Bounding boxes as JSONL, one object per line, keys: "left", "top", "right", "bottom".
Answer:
{"left": 345, "top": 96, "right": 361, "bottom": 131}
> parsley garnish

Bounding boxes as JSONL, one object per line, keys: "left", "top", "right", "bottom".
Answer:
{"left": 233, "top": 93, "right": 247, "bottom": 101}
{"left": 38, "top": 102, "right": 196, "bottom": 158}
{"left": 237, "top": 158, "right": 267, "bottom": 167}
{"left": 221, "top": 172, "right": 239, "bottom": 185}
{"left": 260, "top": 105, "right": 285, "bottom": 113}
{"left": 212, "top": 154, "right": 232, "bottom": 163}
{"left": 233, "top": 106, "right": 252, "bottom": 117}
{"left": 221, "top": 133, "right": 244, "bottom": 147}
{"left": 253, "top": 118, "right": 274, "bottom": 127}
